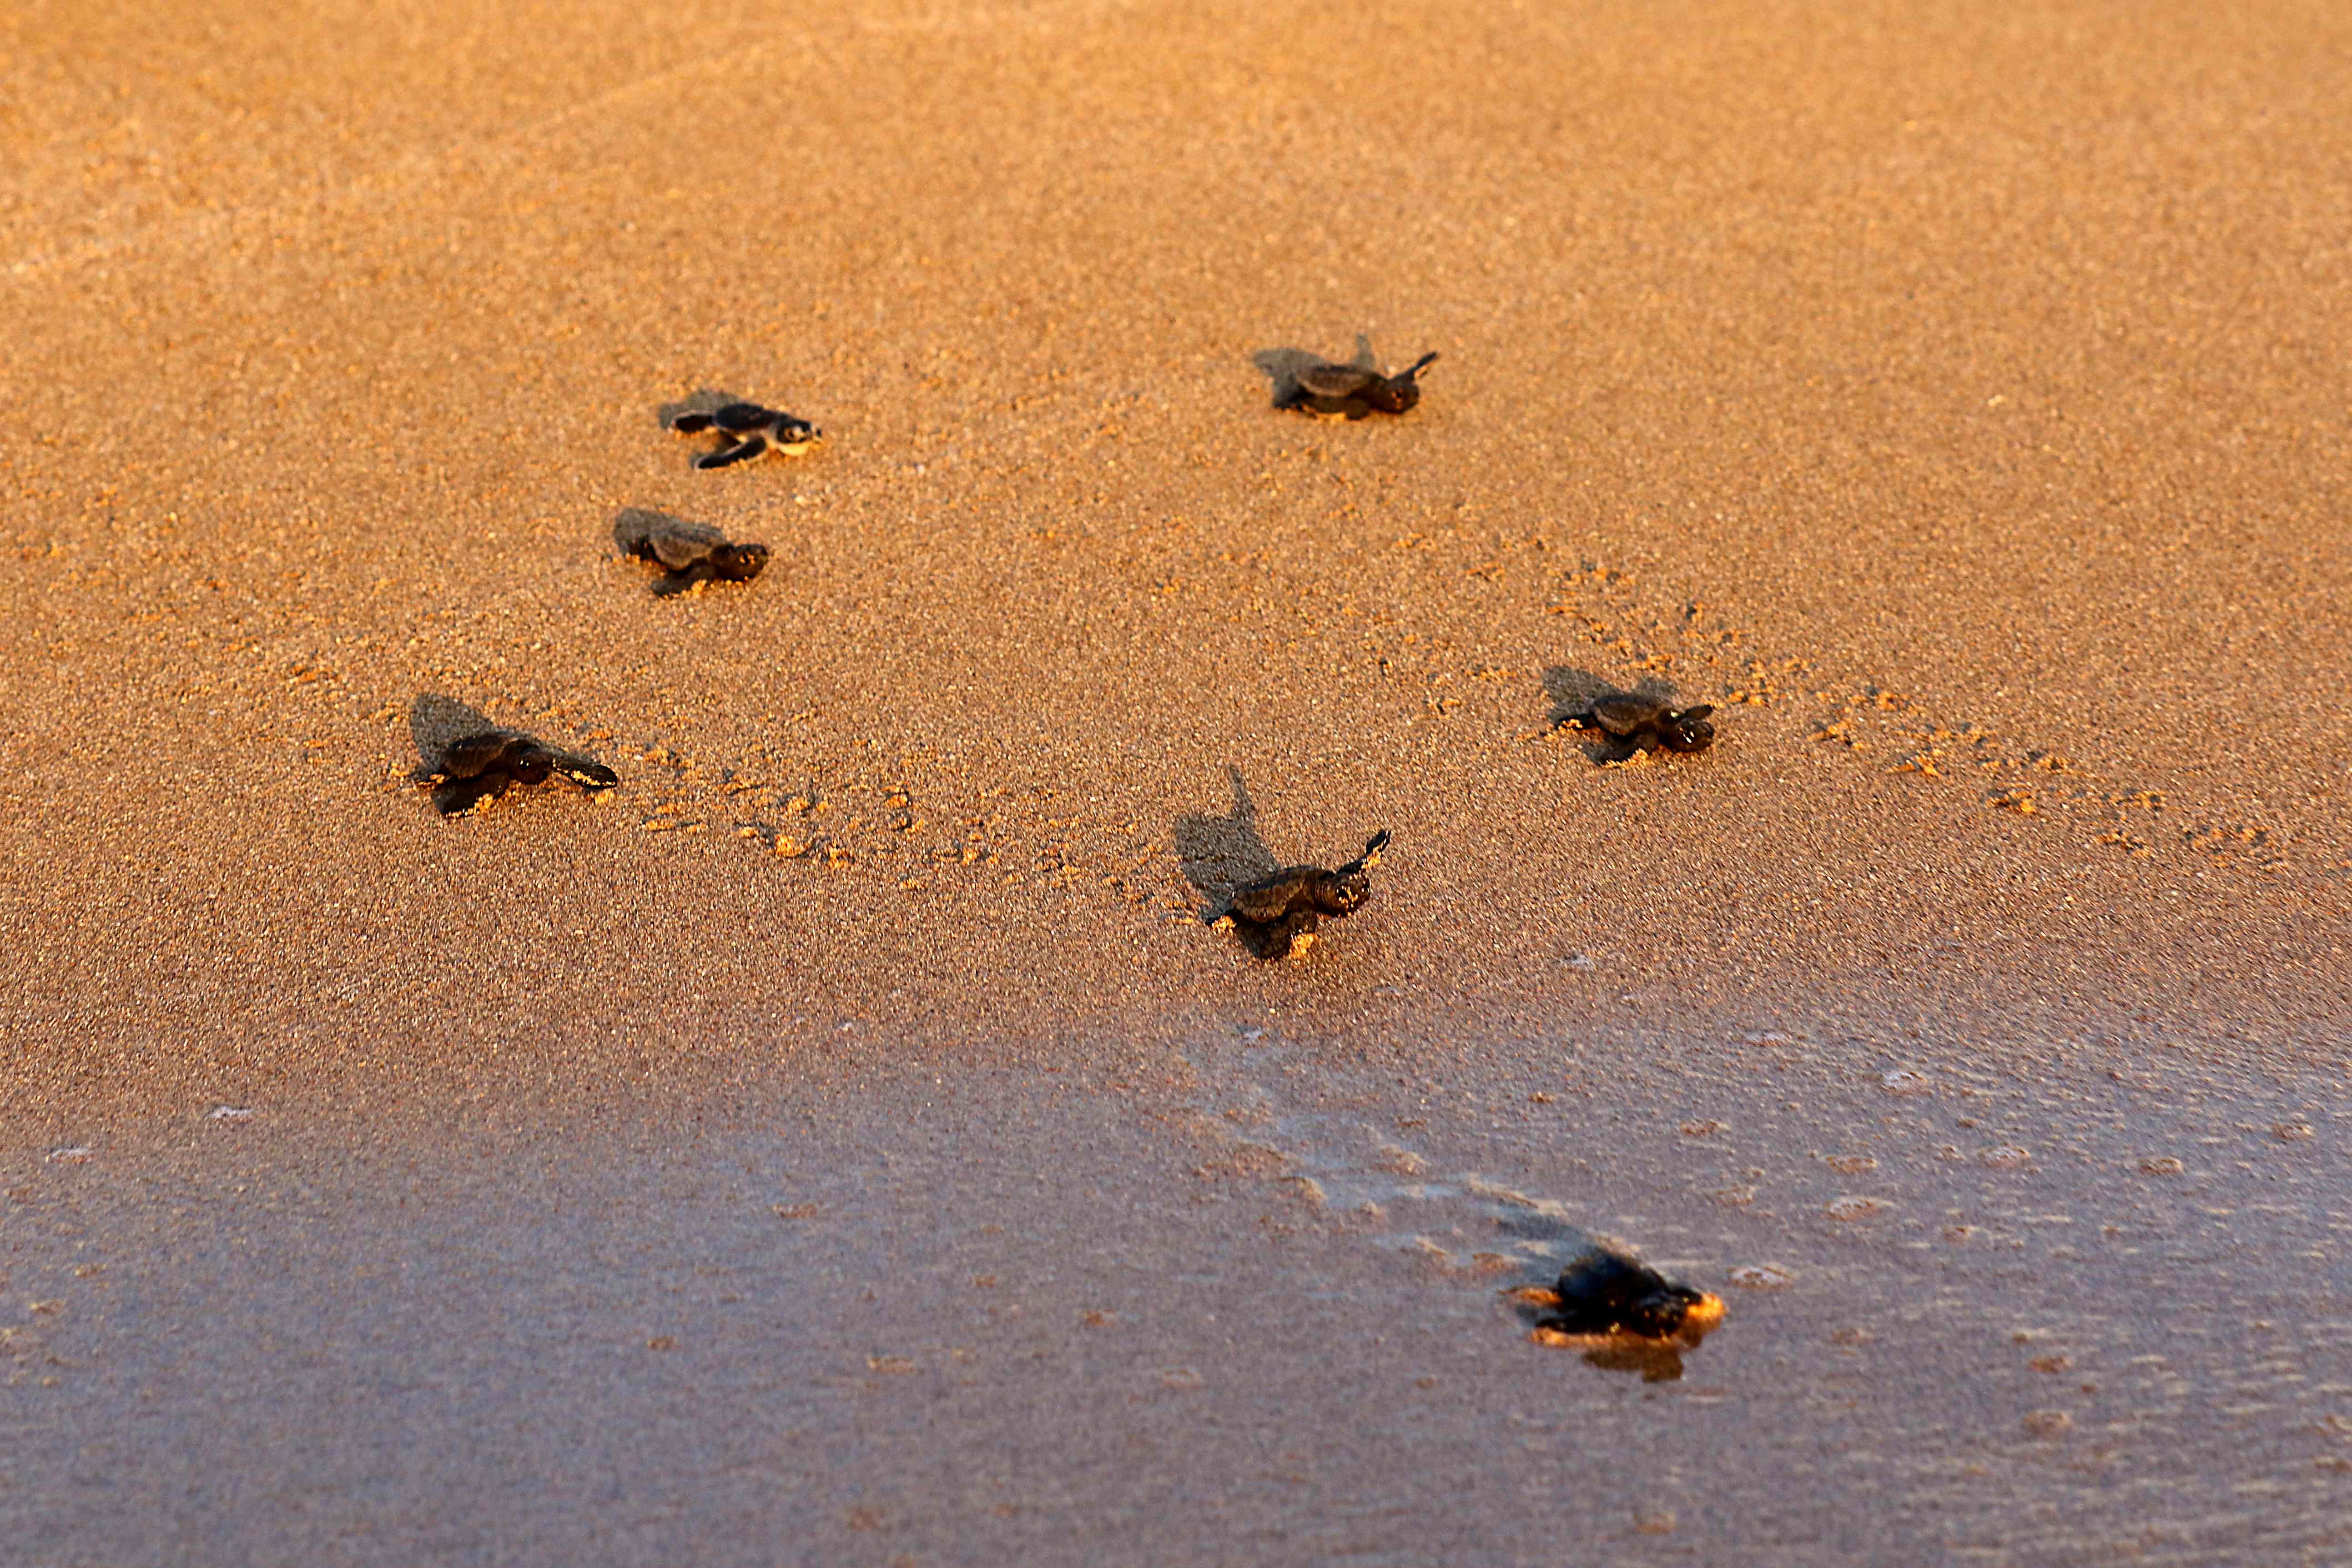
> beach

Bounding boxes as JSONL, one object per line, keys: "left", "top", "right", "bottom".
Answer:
{"left": 4, "top": 0, "right": 2349, "bottom": 1560}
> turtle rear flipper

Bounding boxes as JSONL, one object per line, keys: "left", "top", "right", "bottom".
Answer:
{"left": 694, "top": 434, "right": 769, "bottom": 470}
{"left": 433, "top": 771, "right": 513, "bottom": 816}
{"left": 669, "top": 411, "right": 717, "bottom": 435}
{"left": 544, "top": 750, "right": 619, "bottom": 790}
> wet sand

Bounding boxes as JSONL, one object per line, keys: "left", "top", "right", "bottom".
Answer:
{"left": 5, "top": 0, "right": 2349, "bottom": 1561}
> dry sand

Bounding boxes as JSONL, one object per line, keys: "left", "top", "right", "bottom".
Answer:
{"left": 4, "top": 0, "right": 2349, "bottom": 1561}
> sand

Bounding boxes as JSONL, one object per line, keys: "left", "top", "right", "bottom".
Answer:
{"left": 4, "top": 0, "right": 2349, "bottom": 1561}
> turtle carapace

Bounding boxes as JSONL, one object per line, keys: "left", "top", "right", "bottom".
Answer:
{"left": 612, "top": 510, "right": 770, "bottom": 596}
{"left": 420, "top": 728, "right": 619, "bottom": 817}
{"left": 1209, "top": 829, "right": 1390, "bottom": 960}
{"left": 1561, "top": 695, "right": 1716, "bottom": 754}
{"left": 1291, "top": 351, "right": 1439, "bottom": 419}
{"left": 668, "top": 401, "right": 822, "bottom": 469}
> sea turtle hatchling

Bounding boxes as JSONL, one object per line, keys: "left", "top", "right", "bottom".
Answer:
{"left": 418, "top": 728, "right": 619, "bottom": 817}
{"left": 668, "top": 401, "right": 823, "bottom": 469}
{"left": 612, "top": 509, "right": 770, "bottom": 597}
{"left": 1503, "top": 1244, "right": 1728, "bottom": 1381}
{"left": 1560, "top": 695, "right": 1717, "bottom": 754}
{"left": 1208, "top": 829, "right": 1390, "bottom": 960}
{"left": 1515, "top": 1245, "right": 1728, "bottom": 1341}
{"left": 1290, "top": 350, "right": 1440, "bottom": 419}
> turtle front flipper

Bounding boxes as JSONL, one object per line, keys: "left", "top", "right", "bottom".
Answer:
{"left": 651, "top": 560, "right": 720, "bottom": 597}
{"left": 694, "top": 434, "right": 769, "bottom": 470}
{"left": 433, "top": 770, "right": 513, "bottom": 816}
{"left": 543, "top": 749, "right": 620, "bottom": 790}
{"left": 1333, "top": 829, "right": 1391, "bottom": 878}
{"left": 1235, "top": 908, "right": 1319, "bottom": 961}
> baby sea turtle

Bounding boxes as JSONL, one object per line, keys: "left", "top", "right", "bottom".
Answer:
{"left": 419, "top": 729, "right": 619, "bottom": 817}
{"left": 1208, "top": 829, "right": 1390, "bottom": 960}
{"left": 1506, "top": 1245, "right": 1727, "bottom": 1381}
{"left": 1560, "top": 695, "right": 1717, "bottom": 754}
{"left": 668, "top": 401, "right": 823, "bottom": 469}
{"left": 1532, "top": 1246, "right": 1726, "bottom": 1339}
{"left": 1292, "top": 351, "right": 1440, "bottom": 419}
{"left": 612, "top": 509, "right": 770, "bottom": 597}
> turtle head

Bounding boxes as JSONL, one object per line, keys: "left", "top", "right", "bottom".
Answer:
{"left": 1366, "top": 352, "right": 1439, "bottom": 413}
{"left": 714, "top": 543, "right": 771, "bottom": 581}
{"left": 1316, "top": 829, "right": 1391, "bottom": 914}
{"left": 1661, "top": 705, "right": 1715, "bottom": 752}
{"left": 505, "top": 745, "right": 555, "bottom": 787}
{"left": 1315, "top": 866, "right": 1374, "bottom": 915}
{"left": 775, "top": 417, "right": 824, "bottom": 451}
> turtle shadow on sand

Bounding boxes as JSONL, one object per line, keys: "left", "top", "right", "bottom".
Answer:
{"left": 408, "top": 693, "right": 499, "bottom": 777}
{"left": 1173, "top": 768, "right": 1307, "bottom": 960}
{"left": 1540, "top": 666, "right": 1680, "bottom": 762}
{"left": 1249, "top": 335, "right": 1376, "bottom": 412}
{"left": 1173, "top": 766, "right": 1279, "bottom": 920}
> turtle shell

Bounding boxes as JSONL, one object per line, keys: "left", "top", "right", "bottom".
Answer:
{"left": 437, "top": 729, "right": 531, "bottom": 779}
{"left": 614, "top": 511, "right": 730, "bottom": 570}
{"left": 710, "top": 402, "right": 777, "bottom": 434}
{"left": 1586, "top": 695, "right": 1667, "bottom": 737}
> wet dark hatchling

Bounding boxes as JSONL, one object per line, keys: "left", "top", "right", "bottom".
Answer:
{"left": 1291, "top": 351, "right": 1440, "bottom": 419}
{"left": 668, "top": 401, "right": 823, "bottom": 469}
{"left": 419, "top": 729, "right": 619, "bottom": 817}
{"left": 612, "top": 510, "right": 770, "bottom": 597}
{"left": 1561, "top": 695, "right": 1716, "bottom": 754}
{"left": 1210, "top": 830, "right": 1390, "bottom": 960}
{"left": 1527, "top": 1246, "right": 1727, "bottom": 1341}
